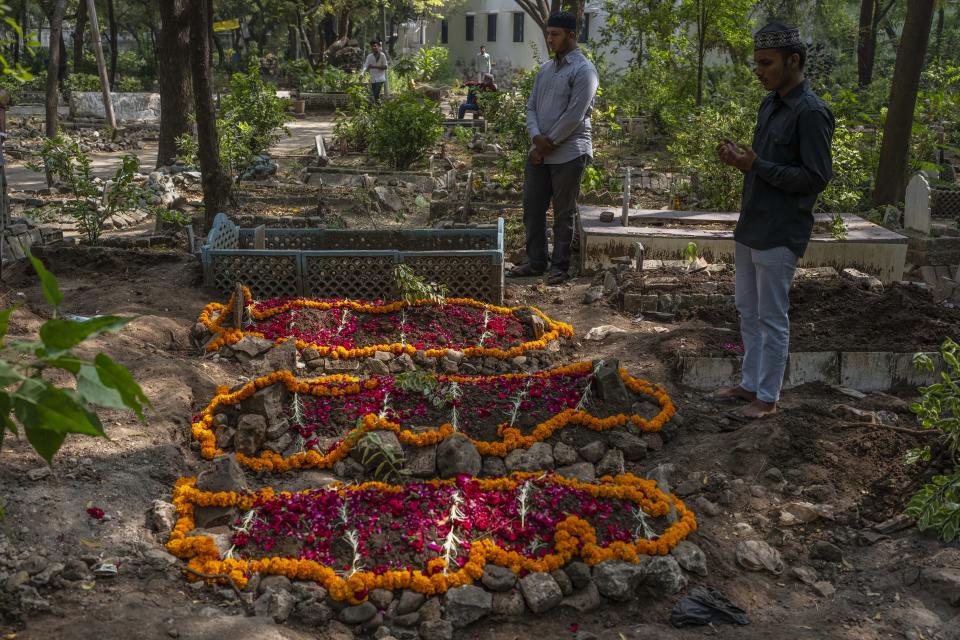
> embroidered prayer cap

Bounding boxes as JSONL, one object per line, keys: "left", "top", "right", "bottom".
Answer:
{"left": 546, "top": 11, "right": 577, "bottom": 31}
{"left": 753, "top": 22, "right": 802, "bottom": 50}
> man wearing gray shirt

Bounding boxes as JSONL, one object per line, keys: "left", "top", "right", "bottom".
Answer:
{"left": 508, "top": 11, "right": 598, "bottom": 284}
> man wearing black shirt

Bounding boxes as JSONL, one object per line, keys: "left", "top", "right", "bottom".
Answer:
{"left": 713, "top": 22, "right": 835, "bottom": 418}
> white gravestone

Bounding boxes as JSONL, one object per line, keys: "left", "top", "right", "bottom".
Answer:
{"left": 905, "top": 173, "right": 931, "bottom": 235}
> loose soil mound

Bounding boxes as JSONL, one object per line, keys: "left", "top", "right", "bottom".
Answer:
{"left": 670, "top": 280, "right": 960, "bottom": 355}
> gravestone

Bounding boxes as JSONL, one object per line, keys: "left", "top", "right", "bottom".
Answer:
{"left": 905, "top": 173, "right": 931, "bottom": 235}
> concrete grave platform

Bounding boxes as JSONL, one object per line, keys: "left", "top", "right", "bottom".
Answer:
{"left": 69, "top": 92, "right": 161, "bottom": 123}
{"left": 579, "top": 208, "right": 908, "bottom": 283}
{"left": 679, "top": 351, "right": 940, "bottom": 392}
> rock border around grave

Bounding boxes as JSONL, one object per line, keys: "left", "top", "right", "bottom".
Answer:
{"left": 191, "top": 363, "right": 676, "bottom": 474}
{"left": 166, "top": 472, "right": 698, "bottom": 604}
{"left": 198, "top": 288, "right": 573, "bottom": 362}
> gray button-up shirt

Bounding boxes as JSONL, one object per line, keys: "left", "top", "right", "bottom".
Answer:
{"left": 526, "top": 48, "right": 599, "bottom": 165}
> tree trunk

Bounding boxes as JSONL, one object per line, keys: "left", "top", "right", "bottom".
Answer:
{"left": 44, "top": 0, "right": 67, "bottom": 143}
{"left": 57, "top": 31, "right": 68, "bottom": 84}
{"left": 872, "top": 0, "right": 936, "bottom": 206}
{"left": 189, "top": 0, "right": 232, "bottom": 233}
{"left": 857, "top": 0, "right": 876, "bottom": 87}
{"left": 157, "top": 0, "right": 192, "bottom": 168}
{"left": 107, "top": 0, "right": 118, "bottom": 88}
{"left": 210, "top": 19, "right": 225, "bottom": 67}
{"left": 695, "top": 1, "right": 707, "bottom": 107}
{"left": 933, "top": 6, "right": 945, "bottom": 60}
{"left": 73, "top": 0, "right": 87, "bottom": 73}
{"left": 86, "top": 0, "right": 117, "bottom": 136}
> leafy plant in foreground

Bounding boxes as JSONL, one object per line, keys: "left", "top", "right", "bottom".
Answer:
{"left": 0, "top": 256, "right": 150, "bottom": 464}
{"left": 905, "top": 338, "right": 960, "bottom": 541}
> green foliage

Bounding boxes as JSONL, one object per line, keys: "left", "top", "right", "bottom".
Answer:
{"left": 0, "top": 5, "right": 38, "bottom": 82}
{"left": 116, "top": 77, "right": 144, "bottom": 93}
{"left": 393, "top": 47, "right": 451, "bottom": 83}
{"left": 682, "top": 242, "right": 698, "bottom": 263}
{"left": 580, "top": 165, "right": 622, "bottom": 193}
{"left": 333, "top": 85, "right": 378, "bottom": 152}
{"left": 352, "top": 431, "right": 406, "bottom": 482}
{"left": 175, "top": 133, "right": 199, "bottom": 166}
{"left": 905, "top": 339, "right": 960, "bottom": 542}
{"left": 817, "top": 120, "right": 874, "bottom": 213}
{"left": 478, "top": 69, "right": 536, "bottom": 172}
{"left": 667, "top": 99, "right": 757, "bottom": 211}
{"left": 393, "top": 264, "right": 447, "bottom": 305}
{"left": 828, "top": 213, "right": 848, "bottom": 240}
{"left": 451, "top": 126, "right": 473, "bottom": 147}
{"left": 219, "top": 65, "right": 292, "bottom": 172}
{"left": 65, "top": 73, "right": 102, "bottom": 93}
{"left": 27, "top": 137, "right": 162, "bottom": 244}
{"left": 368, "top": 93, "right": 443, "bottom": 170}
{"left": 0, "top": 256, "right": 150, "bottom": 464}
{"left": 285, "top": 60, "right": 357, "bottom": 93}
{"left": 178, "top": 64, "right": 291, "bottom": 180}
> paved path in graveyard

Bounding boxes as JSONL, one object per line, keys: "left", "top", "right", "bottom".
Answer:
{"left": 2, "top": 113, "right": 335, "bottom": 192}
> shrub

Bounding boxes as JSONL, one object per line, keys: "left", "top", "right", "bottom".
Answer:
{"left": 65, "top": 73, "right": 102, "bottom": 93}
{"left": 392, "top": 47, "right": 450, "bottom": 84}
{"left": 817, "top": 120, "right": 874, "bottom": 213}
{"left": 220, "top": 65, "right": 292, "bottom": 159}
{"left": 178, "top": 64, "right": 291, "bottom": 180}
{"left": 477, "top": 69, "right": 536, "bottom": 173}
{"left": 116, "top": 77, "right": 143, "bottom": 93}
{"left": 667, "top": 100, "right": 757, "bottom": 211}
{"left": 906, "top": 339, "right": 960, "bottom": 542}
{"left": 27, "top": 137, "right": 160, "bottom": 244}
{"left": 0, "top": 256, "right": 149, "bottom": 466}
{"left": 368, "top": 92, "right": 443, "bottom": 170}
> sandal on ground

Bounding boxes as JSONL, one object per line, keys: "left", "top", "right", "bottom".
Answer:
{"left": 546, "top": 271, "right": 570, "bottom": 285}
{"left": 709, "top": 386, "right": 756, "bottom": 402}
{"left": 507, "top": 264, "right": 545, "bottom": 278}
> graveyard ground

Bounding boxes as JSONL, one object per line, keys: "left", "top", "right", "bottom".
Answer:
{"left": 0, "top": 244, "right": 956, "bottom": 640}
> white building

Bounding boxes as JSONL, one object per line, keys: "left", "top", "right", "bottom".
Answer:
{"left": 402, "top": 1, "right": 633, "bottom": 81}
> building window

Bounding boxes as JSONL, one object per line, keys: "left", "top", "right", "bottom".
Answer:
{"left": 441, "top": 19, "right": 448, "bottom": 44}
{"left": 466, "top": 14, "right": 475, "bottom": 42}
{"left": 487, "top": 13, "right": 497, "bottom": 42}
{"left": 578, "top": 13, "right": 590, "bottom": 43}
{"left": 512, "top": 12, "right": 524, "bottom": 43}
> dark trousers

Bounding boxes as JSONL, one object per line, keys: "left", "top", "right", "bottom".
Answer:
{"left": 458, "top": 103, "right": 478, "bottom": 119}
{"left": 522, "top": 154, "right": 589, "bottom": 273}
{"left": 371, "top": 82, "right": 384, "bottom": 103}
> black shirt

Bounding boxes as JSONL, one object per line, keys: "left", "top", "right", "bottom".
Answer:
{"left": 735, "top": 80, "right": 835, "bottom": 257}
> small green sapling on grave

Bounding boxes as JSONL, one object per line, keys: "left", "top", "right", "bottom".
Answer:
{"left": 393, "top": 264, "right": 448, "bottom": 306}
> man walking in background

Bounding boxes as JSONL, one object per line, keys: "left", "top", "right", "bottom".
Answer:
{"left": 474, "top": 45, "right": 492, "bottom": 82}
{"left": 508, "top": 11, "right": 598, "bottom": 285}
{"left": 362, "top": 40, "right": 389, "bottom": 103}
{"left": 713, "top": 22, "right": 834, "bottom": 418}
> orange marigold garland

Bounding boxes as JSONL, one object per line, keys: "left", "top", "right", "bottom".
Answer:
{"left": 166, "top": 473, "right": 697, "bottom": 603}
{"left": 190, "top": 363, "right": 676, "bottom": 473}
{"left": 198, "top": 287, "right": 574, "bottom": 359}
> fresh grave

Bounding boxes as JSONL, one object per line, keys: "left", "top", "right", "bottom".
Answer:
{"left": 663, "top": 278, "right": 959, "bottom": 355}
{"left": 192, "top": 361, "right": 675, "bottom": 474}
{"left": 166, "top": 471, "right": 697, "bottom": 608}
{"left": 197, "top": 289, "right": 573, "bottom": 367}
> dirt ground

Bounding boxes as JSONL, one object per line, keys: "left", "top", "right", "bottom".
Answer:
{"left": 0, "top": 243, "right": 957, "bottom": 640}
{"left": 667, "top": 278, "right": 960, "bottom": 355}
